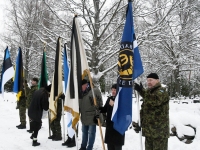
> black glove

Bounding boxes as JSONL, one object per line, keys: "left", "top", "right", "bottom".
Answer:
{"left": 93, "top": 116, "right": 98, "bottom": 124}
{"left": 60, "top": 94, "right": 65, "bottom": 99}
{"left": 132, "top": 122, "right": 141, "bottom": 133}
{"left": 93, "top": 108, "right": 100, "bottom": 124}
{"left": 95, "top": 109, "right": 100, "bottom": 119}
{"left": 134, "top": 82, "right": 143, "bottom": 93}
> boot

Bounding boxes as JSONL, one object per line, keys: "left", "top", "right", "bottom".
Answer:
{"left": 48, "top": 134, "right": 55, "bottom": 139}
{"left": 30, "top": 134, "right": 33, "bottom": 139}
{"left": 32, "top": 140, "right": 40, "bottom": 146}
{"left": 66, "top": 136, "right": 76, "bottom": 147}
{"left": 62, "top": 137, "right": 71, "bottom": 146}
{"left": 17, "top": 124, "right": 26, "bottom": 129}
{"left": 16, "top": 124, "right": 21, "bottom": 128}
{"left": 52, "top": 135, "right": 62, "bottom": 141}
{"left": 27, "top": 129, "right": 33, "bottom": 133}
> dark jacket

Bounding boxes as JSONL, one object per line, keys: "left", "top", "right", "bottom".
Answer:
{"left": 28, "top": 88, "right": 49, "bottom": 122}
{"left": 139, "top": 82, "right": 169, "bottom": 138}
{"left": 99, "top": 96, "right": 125, "bottom": 146}
{"left": 79, "top": 85, "right": 103, "bottom": 125}
{"left": 26, "top": 85, "right": 38, "bottom": 108}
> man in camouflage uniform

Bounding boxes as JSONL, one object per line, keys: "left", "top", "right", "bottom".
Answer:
{"left": 26, "top": 77, "right": 38, "bottom": 133}
{"left": 48, "top": 93, "right": 64, "bottom": 141}
{"left": 16, "top": 80, "right": 30, "bottom": 129}
{"left": 134, "top": 73, "right": 169, "bottom": 150}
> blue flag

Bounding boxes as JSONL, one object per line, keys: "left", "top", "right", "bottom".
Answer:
{"left": 111, "top": 1, "right": 143, "bottom": 135}
{"left": 13, "top": 47, "right": 24, "bottom": 101}
{"left": 63, "top": 44, "right": 69, "bottom": 92}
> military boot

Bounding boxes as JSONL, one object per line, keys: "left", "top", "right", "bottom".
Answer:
{"left": 66, "top": 136, "right": 76, "bottom": 147}
{"left": 32, "top": 140, "right": 40, "bottom": 146}
{"left": 52, "top": 135, "right": 62, "bottom": 141}
{"left": 17, "top": 124, "right": 26, "bottom": 129}
{"left": 48, "top": 134, "right": 55, "bottom": 139}
{"left": 16, "top": 124, "right": 22, "bottom": 128}
{"left": 62, "top": 137, "right": 71, "bottom": 146}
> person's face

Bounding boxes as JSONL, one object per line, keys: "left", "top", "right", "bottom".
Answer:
{"left": 31, "top": 80, "right": 37, "bottom": 86}
{"left": 147, "top": 78, "right": 159, "bottom": 88}
{"left": 82, "top": 83, "right": 88, "bottom": 91}
{"left": 111, "top": 88, "right": 117, "bottom": 96}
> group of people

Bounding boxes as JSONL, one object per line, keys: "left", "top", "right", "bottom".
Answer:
{"left": 15, "top": 72, "right": 170, "bottom": 150}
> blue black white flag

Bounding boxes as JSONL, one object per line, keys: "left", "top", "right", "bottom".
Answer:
{"left": 0, "top": 47, "right": 14, "bottom": 97}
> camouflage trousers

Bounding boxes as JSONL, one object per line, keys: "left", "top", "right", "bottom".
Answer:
{"left": 19, "top": 105, "right": 26, "bottom": 125}
{"left": 50, "top": 113, "right": 62, "bottom": 136}
{"left": 145, "top": 137, "right": 168, "bottom": 150}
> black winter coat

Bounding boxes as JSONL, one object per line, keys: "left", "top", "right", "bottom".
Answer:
{"left": 99, "top": 96, "right": 125, "bottom": 146}
{"left": 28, "top": 88, "right": 49, "bottom": 122}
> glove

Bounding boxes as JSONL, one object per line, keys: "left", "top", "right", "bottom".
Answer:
{"left": 134, "top": 82, "right": 143, "bottom": 93}
{"left": 60, "top": 94, "right": 65, "bottom": 99}
{"left": 95, "top": 109, "right": 100, "bottom": 119}
{"left": 93, "top": 108, "right": 100, "bottom": 124}
{"left": 132, "top": 122, "right": 141, "bottom": 133}
{"left": 93, "top": 116, "right": 98, "bottom": 124}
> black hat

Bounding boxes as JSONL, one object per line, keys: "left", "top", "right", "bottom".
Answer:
{"left": 45, "top": 84, "right": 51, "bottom": 92}
{"left": 82, "top": 79, "right": 88, "bottom": 85}
{"left": 147, "top": 73, "right": 159, "bottom": 79}
{"left": 32, "top": 77, "right": 39, "bottom": 83}
{"left": 111, "top": 84, "right": 117, "bottom": 89}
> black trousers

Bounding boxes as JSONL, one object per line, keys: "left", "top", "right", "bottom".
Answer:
{"left": 107, "top": 144, "right": 122, "bottom": 150}
{"left": 30, "top": 120, "right": 42, "bottom": 139}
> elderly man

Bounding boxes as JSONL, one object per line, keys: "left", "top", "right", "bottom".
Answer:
{"left": 134, "top": 73, "right": 169, "bottom": 150}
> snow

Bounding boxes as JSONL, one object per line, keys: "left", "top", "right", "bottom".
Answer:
{"left": 0, "top": 92, "right": 200, "bottom": 150}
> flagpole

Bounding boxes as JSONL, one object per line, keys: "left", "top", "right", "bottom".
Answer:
{"left": 86, "top": 69, "right": 105, "bottom": 150}
{"left": 135, "top": 90, "right": 143, "bottom": 150}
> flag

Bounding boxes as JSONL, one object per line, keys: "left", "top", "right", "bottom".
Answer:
{"left": 38, "top": 46, "right": 48, "bottom": 88}
{"left": 0, "top": 47, "right": 14, "bottom": 97}
{"left": 63, "top": 43, "right": 75, "bottom": 137}
{"left": 111, "top": 1, "right": 143, "bottom": 135}
{"left": 64, "top": 16, "right": 90, "bottom": 131}
{"left": 49, "top": 37, "right": 63, "bottom": 122}
{"left": 13, "top": 47, "right": 24, "bottom": 101}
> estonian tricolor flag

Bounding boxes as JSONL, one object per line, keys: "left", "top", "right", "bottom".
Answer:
{"left": 0, "top": 47, "right": 14, "bottom": 97}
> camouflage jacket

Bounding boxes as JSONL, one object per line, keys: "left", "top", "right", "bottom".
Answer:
{"left": 26, "top": 85, "right": 38, "bottom": 108}
{"left": 139, "top": 82, "right": 169, "bottom": 138}
{"left": 79, "top": 86, "right": 103, "bottom": 125}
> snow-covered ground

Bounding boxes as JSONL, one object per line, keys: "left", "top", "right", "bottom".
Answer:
{"left": 0, "top": 92, "right": 200, "bottom": 150}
